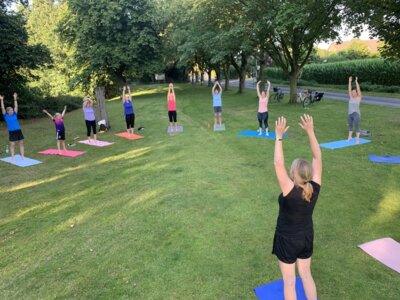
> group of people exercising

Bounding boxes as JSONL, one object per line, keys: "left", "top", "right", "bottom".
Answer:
{"left": 1, "top": 77, "right": 363, "bottom": 299}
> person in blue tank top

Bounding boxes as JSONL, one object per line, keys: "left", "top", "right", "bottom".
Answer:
{"left": 273, "top": 114, "right": 322, "bottom": 300}
{"left": 122, "top": 85, "right": 135, "bottom": 135}
{"left": 212, "top": 81, "right": 223, "bottom": 126}
{"left": 347, "top": 76, "right": 362, "bottom": 144}
{"left": 1, "top": 93, "right": 25, "bottom": 161}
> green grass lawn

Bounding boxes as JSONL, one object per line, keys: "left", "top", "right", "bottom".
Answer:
{"left": 1, "top": 84, "right": 399, "bottom": 299}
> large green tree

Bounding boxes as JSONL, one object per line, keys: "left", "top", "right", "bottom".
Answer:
{"left": 345, "top": 0, "right": 400, "bottom": 60}
{"left": 242, "top": 0, "right": 344, "bottom": 103}
{"left": 0, "top": 0, "right": 50, "bottom": 96}
{"left": 59, "top": 0, "right": 162, "bottom": 94}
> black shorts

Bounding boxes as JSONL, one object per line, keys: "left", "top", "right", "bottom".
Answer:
{"left": 272, "top": 231, "right": 314, "bottom": 264}
{"left": 56, "top": 130, "right": 65, "bottom": 141}
{"left": 9, "top": 129, "right": 24, "bottom": 142}
{"left": 213, "top": 106, "right": 222, "bottom": 114}
{"left": 125, "top": 113, "right": 135, "bottom": 129}
{"left": 168, "top": 111, "right": 177, "bottom": 122}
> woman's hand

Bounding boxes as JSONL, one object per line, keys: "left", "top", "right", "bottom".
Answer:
{"left": 348, "top": 76, "right": 352, "bottom": 82}
{"left": 275, "top": 116, "right": 289, "bottom": 139}
{"left": 299, "top": 114, "right": 314, "bottom": 134}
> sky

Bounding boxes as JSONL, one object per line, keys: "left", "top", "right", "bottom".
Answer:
{"left": 317, "top": 29, "right": 374, "bottom": 49}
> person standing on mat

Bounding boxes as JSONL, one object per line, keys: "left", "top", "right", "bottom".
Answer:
{"left": 273, "top": 114, "right": 322, "bottom": 300}
{"left": 0, "top": 93, "right": 25, "bottom": 161}
{"left": 347, "top": 76, "right": 362, "bottom": 144}
{"left": 167, "top": 83, "right": 178, "bottom": 132}
{"left": 83, "top": 97, "right": 97, "bottom": 143}
{"left": 43, "top": 106, "right": 67, "bottom": 154}
{"left": 212, "top": 81, "right": 223, "bottom": 126}
{"left": 256, "top": 80, "right": 270, "bottom": 136}
{"left": 122, "top": 85, "right": 135, "bottom": 135}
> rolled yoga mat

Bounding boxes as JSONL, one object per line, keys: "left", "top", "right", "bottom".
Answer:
{"left": 368, "top": 155, "right": 400, "bottom": 164}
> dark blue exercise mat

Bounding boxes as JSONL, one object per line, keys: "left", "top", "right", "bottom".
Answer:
{"left": 254, "top": 277, "right": 307, "bottom": 300}
{"left": 0, "top": 155, "right": 42, "bottom": 167}
{"left": 320, "top": 138, "right": 371, "bottom": 149}
{"left": 368, "top": 155, "right": 400, "bottom": 164}
{"left": 238, "top": 130, "right": 288, "bottom": 139}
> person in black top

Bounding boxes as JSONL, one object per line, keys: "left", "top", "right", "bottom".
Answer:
{"left": 273, "top": 114, "right": 322, "bottom": 300}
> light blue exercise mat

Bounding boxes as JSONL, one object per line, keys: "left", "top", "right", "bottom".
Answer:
{"left": 254, "top": 277, "right": 307, "bottom": 300}
{"left": 368, "top": 155, "right": 400, "bottom": 164}
{"left": 238, "top": 130, "right": 288, "bottom": 139}
{"left": 0, "top": 155, "right": 42, "bottom": 167}
{"left": 320, "top": 138, "right": 371, "bottom": 149}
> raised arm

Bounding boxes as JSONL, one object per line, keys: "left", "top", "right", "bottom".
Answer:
{"left": 122, "top": 86, "right": 126, "bottom": 102}
{"left": 274, "top": 116, "right": 293, "bottom": 196}
{"left": 61, "top": 105, "right": 67, "bottom": 118}
{"left": 266, "top": 80, "right": 271, "bottom": 101}
{"left": 256, "top": 81, "right": 261, "bottom": 98}
{"left": 42, "top": 109, "right": 54, "bottom": 119}
{"left": 216, "top": 81, "right": 222, "bottom": 95}
{"left": 212, "top": 82, "right": 217, "bottom": 95}
{"left": 355, "top": 77, "right": 362, "bottom": 100}
{"left": 299, "top": 114, "right": 322, "bottom": 185}
{"left": 348, "top": 76, "right": 352, "bottom": 98}
{"left": 13, "top": 93, "right": 18, "bottom": 114}
{"left": 0, "top": 95, "right": 5, "bottom": 115}
{"left": 127, "top": 85, "right": 132, "bottom": 101}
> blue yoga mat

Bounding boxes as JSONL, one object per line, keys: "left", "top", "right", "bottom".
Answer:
{"left": 254, "top": 277, "right": 307, "bottom": 300}
{"left": 368, "top": 155, "right": 400, "bottom": 164}
{"left": 0, "top": 155, "right": 42, "bottom": 167}
{"left": 238, "top": 130, "right": 288, "bottom": 139}
{"left": 320, "top": 138, "right": 371, "bottom": 149}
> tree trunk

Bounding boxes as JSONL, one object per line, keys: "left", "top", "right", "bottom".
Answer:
{"left": 207, "top": 69, "right": 212, "bottom": 86}
{"left": 215, "top": 67, "right": 221, "bottom": 82}
{"left": 200, "top": 72, "right": 204, "bottom": 85}
{"left": 191, "top": 69, "right": 195, "bottom": 83}
{"left": 288, "top": 72, "right": 298, "bottom": 104}
{"left": 95, "top": 86, "right": 110, "bottom": 128}
{"left": 231, "top": 52, "right": 248, "bottom": 93}
{"left": 195, "top": 71, "right": 199, "bottom": 83}
{"left": 258, "top": 58, "right": 266, "bottom": 91}
{"left": 223, "top": 64, "right": 230, "bottom": 91}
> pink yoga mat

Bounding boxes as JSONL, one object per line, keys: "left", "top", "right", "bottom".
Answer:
{"left": 78, "top": 140, "right": 113, "bottom": 147}
{"left": 358, "top": 237, "right": 400, "bottom": 273}
{"left": 38, "top": 149, "right": 86, "bottom": 157}
{"left": 115, "top": 132, "right": 144, "bottom": 140}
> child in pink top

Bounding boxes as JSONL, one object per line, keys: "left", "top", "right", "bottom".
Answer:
{"left": 43, "top": 106, "right": 67, "bottom": 154}
{"left": 256, "top": 80, "right": 270, "bottom": 136}
{"left": 168, "top": 83, "right": 178, "bottom": 131}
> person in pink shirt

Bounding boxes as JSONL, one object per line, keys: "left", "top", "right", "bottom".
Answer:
{"left": 43, "top": 106, "right": 67, "bottom": 154}
{"left": 257, "top": 80, "right": 271, "bottom": 136}
{"left": 167, "top": 83, "right": 178, "bottom": 131}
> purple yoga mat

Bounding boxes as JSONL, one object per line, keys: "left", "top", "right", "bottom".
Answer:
{"left": 358, "top": 237, "right": 400, "bottom": 273}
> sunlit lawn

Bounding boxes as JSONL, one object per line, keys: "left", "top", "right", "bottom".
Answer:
{"left": 0, "top": 83, "right": 399, "bottom": 299}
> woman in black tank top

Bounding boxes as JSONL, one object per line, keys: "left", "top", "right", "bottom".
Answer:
{"left": 273, "top": 114, "right": 322, "bottom": 300}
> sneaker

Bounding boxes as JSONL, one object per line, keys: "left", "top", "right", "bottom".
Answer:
{"left": 258, "top": 128, "right": 262, "bottom": 135}
{"left": 266, "top": 128, "right": 269, "bottom": 136}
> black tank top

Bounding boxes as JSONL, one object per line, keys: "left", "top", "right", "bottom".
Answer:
{"left": 276, "top": 181, "right": 320, "bottom": 236}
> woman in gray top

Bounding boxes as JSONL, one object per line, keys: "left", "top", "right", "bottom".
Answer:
{"left": 347, "top": 76, "right": 362, "bottom": 144}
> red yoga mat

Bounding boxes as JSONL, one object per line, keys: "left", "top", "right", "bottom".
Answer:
{"left": 115, "top": 132, "right": 144, "bottom": 140}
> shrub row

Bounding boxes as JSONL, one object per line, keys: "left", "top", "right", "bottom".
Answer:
{"left": 265, "top": 59, "right": 400, "bottom": 87}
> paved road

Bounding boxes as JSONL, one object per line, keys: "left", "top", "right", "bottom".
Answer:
{"left": 228, "top": 79, "right": 400, "bottom": 108}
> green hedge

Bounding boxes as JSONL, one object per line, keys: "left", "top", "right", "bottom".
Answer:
{"left": 265, "top": 59, "right": 400, "bottom": 86}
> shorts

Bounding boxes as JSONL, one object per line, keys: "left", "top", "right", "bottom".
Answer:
{"left": 213, "top": 106, "right": 222, "bottom": 114}
{"left": 272, "top": 231, "right": 314, "bottom": 264}
{"left": 9, "top": 129, "right": 24, "bottom": 142}
{"left": 125, "top": 113, "right": 135, "bottom": 129}
{"left": 168, "top": 111, "right": 177, "bottom": 122}
{"left": 56, "top": 130, "right": 65, "bottom": 141}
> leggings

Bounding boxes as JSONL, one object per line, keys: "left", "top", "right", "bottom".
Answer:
{"left": 257, "top": 112, "right": 269, "bottom": 129}
{"left": 85, "top": 120, "right": 97, "bottom": 136}
{"left": 168, "top": 111, "right": 177, "bottom": 122}
{"left": 125, "top": 113, "right": 135, "bottom": 129}
{"left": 348, "top": 112, "right": 360, "bottom": 133}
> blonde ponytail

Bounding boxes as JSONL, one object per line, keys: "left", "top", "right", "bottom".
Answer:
{"left": 302, "top": 182, "right": 313, "bottom": 202}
